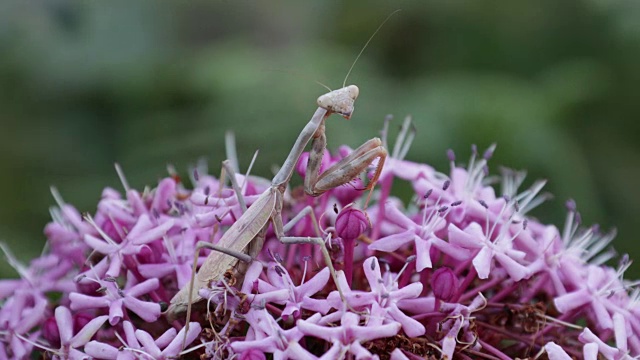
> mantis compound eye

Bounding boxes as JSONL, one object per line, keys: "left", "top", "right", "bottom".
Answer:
{"left": 345, "top": 84, "right": 359, "bottom": 100}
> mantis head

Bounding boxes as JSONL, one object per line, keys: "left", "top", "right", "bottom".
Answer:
{"left": 316, "top": 85, "right": 359, "bottom": 119}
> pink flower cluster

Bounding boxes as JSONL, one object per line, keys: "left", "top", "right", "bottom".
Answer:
{"left": 0, "top": 119, "right": 637, "bottom": 359}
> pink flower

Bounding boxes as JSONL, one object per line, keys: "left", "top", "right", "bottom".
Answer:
{"left": 297, "top": 311, "right": 400, "bottom": 359}
{"left": 2, "top": 130, "right": 637, "bottom": 359}
{"left": 46, "top": 306, "right": 108, "bottom": 359}
{"left": 70, "top": 272, "right": 161, "bottom": 325}
{"left": 448, "top": 220, "right": 531, "bottom": 281}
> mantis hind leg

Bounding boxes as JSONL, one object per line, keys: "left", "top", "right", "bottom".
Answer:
{"left": 177, "top": 150, "right": 258, "bottom": 350}
{"left": 178, "top": 239, "right": 255, "bottom": 349}
{"left": 193, "top": 241, "right": 253, "bottom": 264}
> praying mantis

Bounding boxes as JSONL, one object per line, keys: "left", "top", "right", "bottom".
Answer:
{"left": 166, "top": 85, "right": 387, "bottom": 321}
{"left": 165, "top": 13, "right": 400, "bottom": 350}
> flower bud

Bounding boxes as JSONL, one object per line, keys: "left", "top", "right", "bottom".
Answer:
{"left": 42, "top": 316, "right": 60, "bottom": 348}
{"left": 432, "top": 267, "right": 458, "bottom": 302}
{"left": 74, "top": 312, "right": 93, "bottom": 334}
{"left": 335, "top": 205, "right": 369, "bottom": 241}
{"left": 239, "top": 349, "right": 266, "bottom": 360}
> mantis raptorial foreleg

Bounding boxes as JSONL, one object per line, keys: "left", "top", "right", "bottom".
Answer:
{"left": 306, "top": 136, "right": 386, "bottom": 207}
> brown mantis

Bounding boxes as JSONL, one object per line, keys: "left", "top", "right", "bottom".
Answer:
{"left": 166, "top": 85, "right": 387, "bottom": 320}
{"left": 166, "top": 11, "right": 401, "bottom": 352}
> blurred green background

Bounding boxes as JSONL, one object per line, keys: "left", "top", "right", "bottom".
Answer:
{"left": 1, "top": 1, "right": 639, "bottom": 278}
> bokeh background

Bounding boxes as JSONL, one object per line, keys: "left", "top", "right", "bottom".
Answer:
{"left": 1, "top": 1, "right": 639, "bottom": 278}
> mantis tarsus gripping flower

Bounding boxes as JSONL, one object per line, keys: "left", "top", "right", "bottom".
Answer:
{"left": 1, "top": 115, "right": 638, "bottom": 360}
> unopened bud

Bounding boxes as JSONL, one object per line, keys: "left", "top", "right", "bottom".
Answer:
{"left": 335, "top": 205, "right": 369, "bottom": 241}
{"left": 239, "top": 349, "right": 266, "bottom": 360}
{"left": 42, "top": 316, "right": 60, "bottom": 348}
{"left": 432, "top": 267, "right": 458, "bottom": 302}
{"left": 73, "top": 312, "right": 93, "bottom": 334}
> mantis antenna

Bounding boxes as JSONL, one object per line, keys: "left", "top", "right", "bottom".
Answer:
{"left": 263, "top": 68, "right": 333, "bottom": 92}
{"left": 264, "top": 10, "right": 401, "bottom": 94}
{"left": 342, "top": 9, "right": 402, "bottom": 88}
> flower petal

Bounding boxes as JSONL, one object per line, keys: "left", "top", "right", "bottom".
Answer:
{"left": 388, "top": 304, "right": 426, "bottom": 337}
{"left": 369, "top": 230, "right": 414, "bottom": 252}
{"left": 69, "top": 315, "right": 109, "bottom": 348}
{"left": 84, "top": 341, "right": 119, "bottom": 359}
{"left": 472, "top": 247, "right": 493, "bottom": 279}
{"left": 55, "top": 306, "right": 74, "bottom": 345}
{"left": 554, "top": 289, "right": 591, "bottom": 313}
{"left": 415, "top": 236, "right": 433, "bottom": 271}
{"left": 296, "top": 267, "right": 330, "bottom": 298}
{"left": 123, "top": 296, "right": 161, "bottom": 322}
{"left": 544, "top": 341, "right": 572, "bottom": 360}
{"left": 162, "top": 322, "right": 201, "bottom": 356}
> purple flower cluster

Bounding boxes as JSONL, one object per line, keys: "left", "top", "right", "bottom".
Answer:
{"left": 1, "top": 120, "right": 637, "bottom": 359}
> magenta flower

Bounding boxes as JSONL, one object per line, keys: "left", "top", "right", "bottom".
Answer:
{"left": 259, "top": 261, "right": 333, "bottom": 321}
{"left": 82, "top": 213, "right": 175, "bottom": 278}
{"left": 85, "top": 320, "right": 201, "bottom": 359}
{"left": 70, "top": 272, "right": 161, "bottom": 325}
{"left": 84, "top": 321, "right": 140, "bottom": 359}
{"left": 369, "top": 196, "right": 464, "bottom": 272}
{"left": 579, "top": 325, "right": 628, "bottom": 359}
{"left": 438, "top": 294, "right": 486, "bottom": 359}
{"left": 44, "top": 306, "right": 108, "bottom": 360}
{"left": 448, "top": 219, "right": 532, "bottom": 281}
{"left": 553, "top": 264, "right": 624, "bottom": 331}
{"left": 238, "top": 348, "right": 267, "bottom": 360}
{"left": 297, "top": 310, "right": 401, "bottom": 360}
{"left": 0, "top": 243, "right": 76, "bottom": 299}
{"left": 335, "top": 205, "right": 369, "bottom": 241}
{"left": 134, "top": 321, "right": 202, "bottom": 359}
{"left": 1, "top": 122, "right": 638, "bottom": 359}
{"left": 230, "top": 309, "right": 315, "bottom": 359}
{"left": 0, "top": 289, "right": 48, "bottom": 358}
